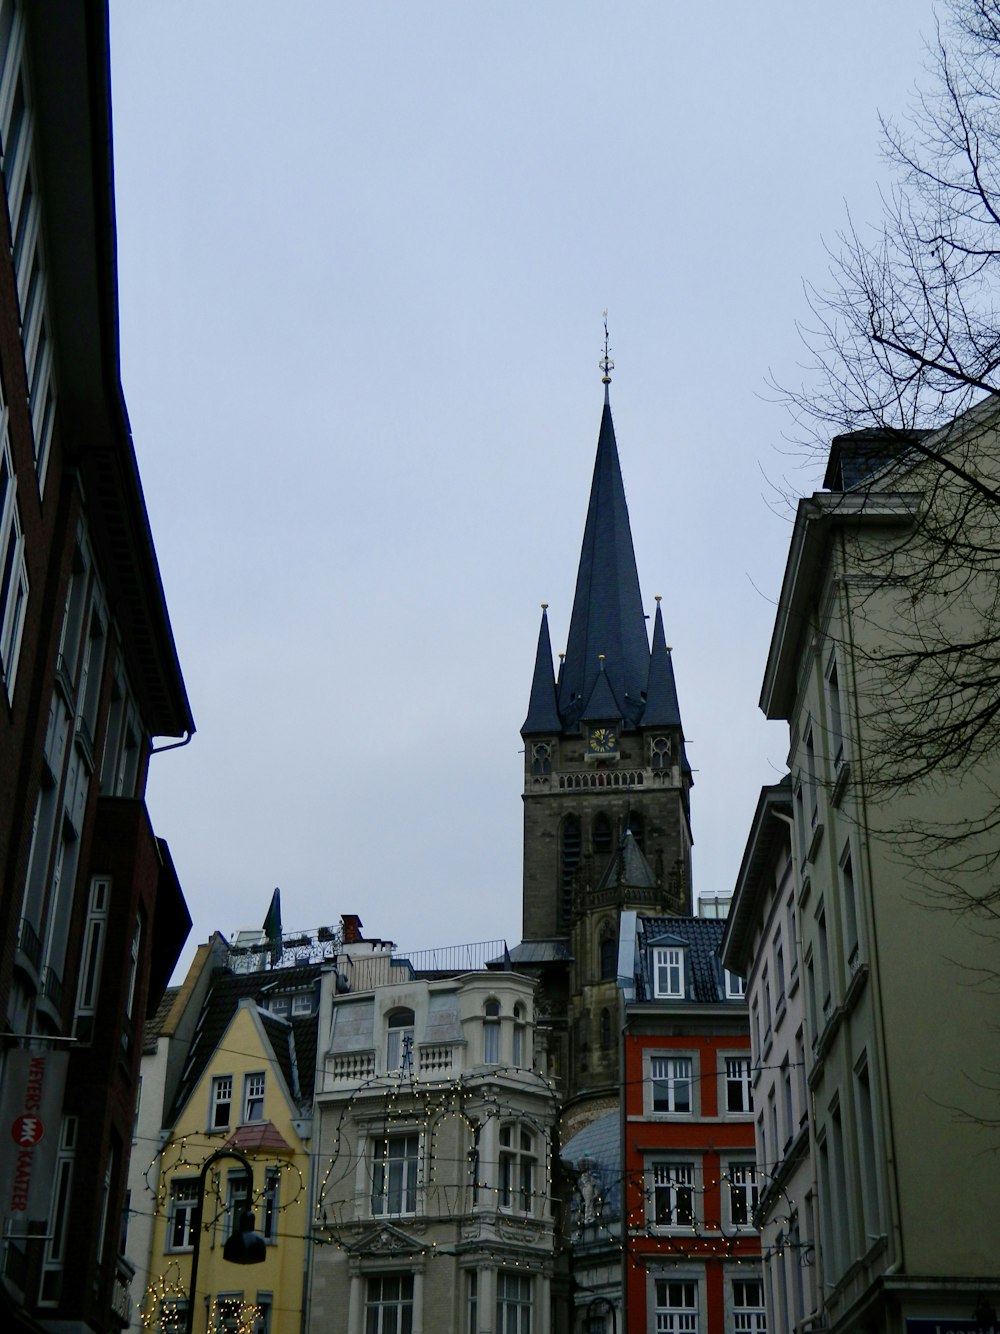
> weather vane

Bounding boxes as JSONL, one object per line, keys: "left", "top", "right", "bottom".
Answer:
{"left": 599, "top": 309, "right": 614, "bottom": 386}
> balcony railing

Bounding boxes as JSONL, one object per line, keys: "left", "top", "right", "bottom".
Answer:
{"left": 17, "top": 917, "right": 42, "bottom": 973}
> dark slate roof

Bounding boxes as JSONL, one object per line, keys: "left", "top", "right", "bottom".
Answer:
{"left": 640, "top": 601, "right": 682, "bottom": 728}
{"left": 558, "top": 400, "right": 650, "bottom": 731}
{"left": 508, "top": 940, "right": 573, "bottom": 965}
{"left": 522, "top": 607, "right": 562, "bottom": 735}
{"left": 596, "top": 829, "right": 657, "bottom": 892}
{"left": 637, "top": 915, "right": 728, "bottom": 1004}
{"left": 143, "top": 985, "right": 179, "bottom": 1055}
{"left": 580, "top": 662, "right": 623, "bottom": 722}
{"left": 169, "top": 961, "right": 322, "bottom": 1125}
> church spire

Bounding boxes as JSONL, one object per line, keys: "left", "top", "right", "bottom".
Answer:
{"left": 558, "top": 396, "right": 649, "bottom": 729}
{"left": 522, "top": 605, "right": 562, "bottom": 736}
{"left": 641, "top": 597, "right": 682, "bottom": 728}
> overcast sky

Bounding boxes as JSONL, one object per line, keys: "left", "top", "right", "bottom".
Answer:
{"left": 107, "top": 1, "right": 937, "bottom": 977}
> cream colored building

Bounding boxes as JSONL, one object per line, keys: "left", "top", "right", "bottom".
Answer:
{"left": 755, "top": 409, "right": 1000, "bottom": 1332}
{"left": 723, "top": 782, "right": 819, "bottom": 1334}
{"left": 309, "top": 929, "right": 557, "bottom": 1334}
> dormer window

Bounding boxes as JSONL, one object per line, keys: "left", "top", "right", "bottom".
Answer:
{"left": 725, "top": 970, "right": 747, "bottom": 1000}
{"left": 653, "top": 947, "right": 684, "bottom": 999}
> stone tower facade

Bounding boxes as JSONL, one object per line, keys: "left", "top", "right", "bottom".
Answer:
{"left": 513, "top": 390, "right": 692, "bottom": 1125}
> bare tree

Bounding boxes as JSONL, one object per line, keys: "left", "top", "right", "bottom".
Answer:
{"left": 778, "top": 0, "right": 1000, "bottom": 917}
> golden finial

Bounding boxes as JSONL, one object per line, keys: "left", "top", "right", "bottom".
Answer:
{"left": 541, "top": 602, "right": 548, "bottom": 610}
{"left": 655, "top": 594, "right": 662, "bottom": 603}
{"left": 599, "top": 310, "right": 614, "bottom": 386}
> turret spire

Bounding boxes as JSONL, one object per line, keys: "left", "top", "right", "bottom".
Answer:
{"left": 641, "top": 597, "right": 683, "bottom": 728}
{"left": 521, "top": 604, "right": 562, "bottom": 735}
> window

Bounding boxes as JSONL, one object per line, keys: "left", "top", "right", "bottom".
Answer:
{"left": 652, "top": 1162, "right": 695, "bottom": 1227}
{"left": 0, "top": 433, "right": 28, "bottom": 699}
{"left": 291, "top": 993, "right": 313, "bottom": 1015}
{"left": 386, "top": 1008, "right": 415, "bottom": 1072}
{"left": 512, "top": 1005, "right": 526, "bottom": 1067}
{"left": 726, "top": 1057, "right": 753, "bottom": 1113}
{"left": 466, "top": 1271, "right": 478, "bottom": 1334}
{"left": 854, "top": 1056, "right": 882, "bottom": 1241}
{"left": 840, "top": 844, "right": 860, "bottom": 974}
{"left": 215, "top": 1293, "right": 270, "bottom": 1334}
{"left": 168, "top": 1179, "right": 199, "bottom": 1251}
{"left": 651, "top": 1056, "right": 692, "bottom": 1113}
{"left": 816, "top": 902, "right": 831, "bottom": 1025}
{"left": 226, "top": 1169, "right": 279, "bottom": 1243}
{"left": 39, "top": 1115, "right": 77, "bottom": 1304}
{"left": 372, "top": 1133, "right": 419, "bottom": 1217}
{"left": 774, "top": 934, "right": 785, "bottom": 1007}
{"left": 499, "top": 1124, "right": 536, "bottom": 1214}
{"left": 560, "top": 815, "right": 581, "bottom": 925}
{"left": 496, "top": 1271, "right": 532, "bottom": 1334}
{"left": 74, "top": 877, "right": 110, "bottom": 1030}
{"left": 654, "top": 1279, "right": 697, "bottom": 1332}
{"left": 651, "top": 735, "right": 672, "bottom": 769}
{"left": 593, "top": 812, "right": 613, "bottom": 855}
{"left": 484, "top": 1000, "right": 500, "bottom": 1064}
{"left": 211, "top": 1076, "right": 233, "bottom": 1130}
{"left": 726, "top": 1164, "right": 760, "bottom": 1228}
{"left": 599, "top": 930, "right": 616, "bottom": 980}
{"left": 160, "top": 1300, "right": 189, "bottom": 1334}
{"left": 825, "top": 649, "right": 845, "bottom": 771}
{"left": 652, "top": 946, "right": 684, "bottom": 999}
{"left": 243, "top": 1072, "right": 265, "bottom": 1123}
{"left": 365, "top": 1274, "right": 414, "bottom": 1334}
{"left": 124, "top": 912, "right": 142, "bottom": 1022}
{"left": 733, "top": 1278, "right": 766, "bottom": 1333}
{"left": 530, "top": 742, "right": 551, "bottom": 776}
{"left": 725, "top": 969, "right": 746, "bottom": 999}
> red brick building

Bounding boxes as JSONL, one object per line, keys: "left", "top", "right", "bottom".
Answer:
{"left": 0, "top": 4, "right": 193, "bottom": 1331}
{"left": 620, "top": 914, "right": 764, "bottom": 1334}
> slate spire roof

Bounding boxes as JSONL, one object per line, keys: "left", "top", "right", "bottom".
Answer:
{"left": 640, "top": 599, "right": 682, "bottom": 728}
{"left": 522, "top": 605, "right": 563, "bottom": 735}
{"left": 558, "top": 398, "right": 650, "bottom": 730}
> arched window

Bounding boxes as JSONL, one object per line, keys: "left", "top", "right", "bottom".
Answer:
{"left": 386, "top": 1008, "right": 415, "bottom": 1071}
{"left": 627, "top": 812, "right": 645, "bottom": 851}
{"left": 512, "top": 1003, "right": 526, "bottom": 1067}
{"left": 531, "top": 742, "right": 552, "bottom": 776}
{"left": 560, "top": 816, "right": 582, "bottom": 924}
{"left": 651, "top": 736, "right": 672, "bottom": 769}
{"left": 484, "top": 999, "right": 501, "bottom": 1064}
{"left": 599, "top": 931, "right": 617, "bottom": 981}
{"left": 600, "top": 1008, "right": 612, "bottom": 1050}
{"left": 499, "top": 1123, "right": 537, "bottom": 1214}
{"left": 593, "top": 812, "right": 613, "bottom": 855}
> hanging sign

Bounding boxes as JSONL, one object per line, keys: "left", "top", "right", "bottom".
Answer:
{"left": 0, "top": 1048, "right": 68, "bottom": 1220}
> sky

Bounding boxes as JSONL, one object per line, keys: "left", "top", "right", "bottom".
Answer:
{"left": 106, "top": 1, "right": 938, "bottom": 976}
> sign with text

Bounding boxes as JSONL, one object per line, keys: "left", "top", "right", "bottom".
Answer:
{"left": 0, "top": 1048, "right": 68, "bottom": 1220}
{"left": 906, "top": 1321, "right": 997, "bottom": 1334}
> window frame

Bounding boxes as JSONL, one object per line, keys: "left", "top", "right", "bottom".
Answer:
{"left": 371, "top": 1131, "right": 420, "bottom": 1218}
{"left": 648, "top": 1054, "right": 694, "bottom": 1115}
{"left": 498, "top": 1122, "right": 538, "bottom": 1215}
{"left": 653, "top": 1277, "right": 698, "bottom": 1333}
{"left": 496, "top": 1270, "right": 533, "bottom": 1334}
{"left": 167, "top": 1178, "right": 200, "bottom": 1253}
{"left": 725, "top": 1161, "right": 760, "bottom": 1231}
{"left": 210, "top": 1075, "right": 233, "bottom": 1130}
{"left": 652, "top": 946, "right": 685, "bottom": 999}
{"left": 650, "top": 1160, "right": 696, "bottom": 1230}
{"left": 242, "top": 1071, "right": 265, "bottom": 1124}
{"left": 365, "top": 1272, "right": 414, "bottom": 1334}
{"left": 386, "top": 1008, "right": 415, "bottom": 1073}
{"left": 724, "top": 1055, "right": 753, "bottom": 1115}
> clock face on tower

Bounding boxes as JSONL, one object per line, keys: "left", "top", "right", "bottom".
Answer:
{"left": 588, "top": 726, "right": 618, "bottom": 755}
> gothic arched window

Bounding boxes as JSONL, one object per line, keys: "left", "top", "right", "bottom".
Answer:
{"left": 599, "top": 930, "right": 616, "bottom": 981}
{"left": 651, "top": 736, "right": 672, "bottom": 769}
{"left": 531, "top": 742, "right": 552, "bottom": 776}
{"left": 593, "top": 813, "right": 613, "bottom": 855}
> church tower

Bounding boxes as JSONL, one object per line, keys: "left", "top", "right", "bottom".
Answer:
{"left": 516, "top": 371, "right": 693, "bottom": 1123}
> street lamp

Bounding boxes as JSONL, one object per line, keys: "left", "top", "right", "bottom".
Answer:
{"left": 184, "top": 1147, "right": 266, "bottom": 1334}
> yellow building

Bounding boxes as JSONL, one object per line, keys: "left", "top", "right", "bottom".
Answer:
{"left": 138, "top": 955, "right": 321, "bottom": 1334}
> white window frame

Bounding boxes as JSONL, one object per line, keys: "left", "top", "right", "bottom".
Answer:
{"left": 386, "top": 1009, "right": 415, "bottom": 1073}
{"left": 0, "top": 428, "right": 28, "bottom": 700}
{"left": 725, "top": 1162, "right": 760, "bottom": 1230}
{"left": 210, "top": 1075, "right": 233, "bottom": 1130}
{"left": 483, "top": 999, "right": 501, "bottom": 1064}
{"left": 724, "top": 1056, "right": 753, "bottom": 1114}
{"left": 651, "top": 1161, "right": 696, "bottom": 1229}
{"left": 653, "top": 1277, "right": 698, "bottom": 1332}
{"left": 74, "top": 876, "right": 110, "bottom": 1024}
{"left": 733, "top": 1277, "right": 766, "bottom": 1332}
{"left": 499, "top": 1122, "right": 537, "bottom": 1215}
{"left": 242, "top": 1072, "right": 265, "bottom": 1123}
{"left": 725, "top": 968, "right": 746, "bottom": 999}
{"left": 652, "top": 946, "right": 684, "bottom": 999}
{"left": 167, "top": 1178, "right": 199, "bottom": 1252}
{"left": 650, "top": 1055, "right": 693, "bottom": 1114}
{"left": 372, "top": 1132, "right": 420, "bottom": 1217}
{"left": 226, "top": 1168, "right": 279, "bottom": 1244}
